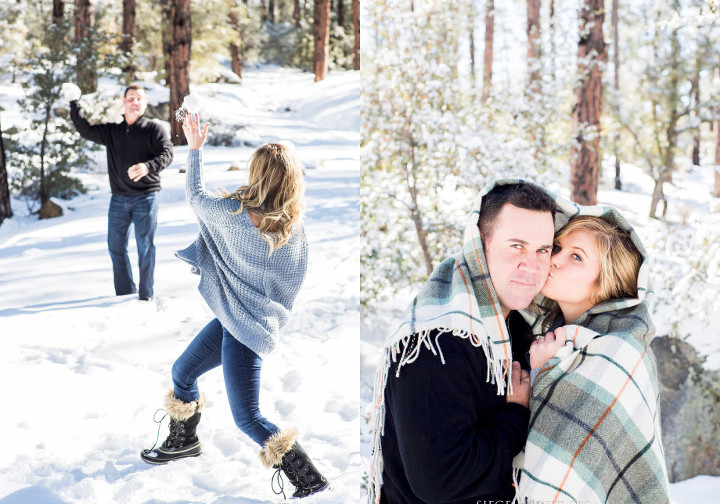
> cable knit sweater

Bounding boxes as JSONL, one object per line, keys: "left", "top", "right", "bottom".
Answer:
{"left": 175, "top": 150, "right": 309, "bottom": 357}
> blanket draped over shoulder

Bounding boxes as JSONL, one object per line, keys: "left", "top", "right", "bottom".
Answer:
{"left": 514, "top": 206, "right": 670, "bottom": 504}
{"left": 368, "top": 178, "right": 669, "bottom": 504}
{"left": 368, "top": 179, "right": 579, "bottom": 504}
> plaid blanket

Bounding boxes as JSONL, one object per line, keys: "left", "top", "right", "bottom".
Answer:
{"left": 514, "top": 207, "right": 670, "bottom": 504}
{"left": 368, "top": 179, "right": 579, "bottom": 504}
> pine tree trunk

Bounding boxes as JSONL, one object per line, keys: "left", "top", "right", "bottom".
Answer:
{"left": 482, "top": 0, "right": 494, "bottom": 104}
{"left": 612, "top": 0, "right": 621, "bottom": 190}
{"left": 313, "top": 0, "right": 331, "bottom": 82}
{"left": 121, "top": 0, "right": 136, "bottom": 78}
{"left": 469, "top": 26, "right": 475, "bottom": 81}
{"left": 526, "top": 0, "right": 541, "bottom": 92}
{"left": 294, "top": 0, "right": 301, "bottom": 27}
{"left": 715, "top": 119, "right": 720, "bottom": 197}
{"left": 269, "top": 0, "right": 275, "bottom": 23}
{"left": 570, "top": 0, "right": 605, "bottom": 205}
{"left": 407, "top": 141, "right": 433, "bottom": 276}
{"left": 121, "top": 0, "right": 135, "bottom": 53}
{"left": 691, "top": 72, "right": 701, "bottom": 166}
{"left": 338, "top": 0, "right": 344, "bottom": 27}
{"left": 0, "top": 114, "right": 13, "bottom": 225}
{"left": 53, "top": 0, "right": 64, "bottom": 21}
{"left": 39, "top": 102, "right": 53, "bottom": 205}
{"left": 352, "top": 0, "right": 359, "bottom": 70}
{"left": 549, "top": 0, "right": 556, "bottom": 78}
{"left": 160, "top": 0, "right": 172, "bottom": 82}
{"left": 229, "top": 12, "right": 242, "bottom": 79}
{"left": 169, "top": 0, "right": 191, "bottom": 146}
{"left": 74, "top": 0, "right": 97, "bottom": 93}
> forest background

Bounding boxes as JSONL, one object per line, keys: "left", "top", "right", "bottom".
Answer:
{"left": 0, "top": 0, "right": 360, "bottom": 217}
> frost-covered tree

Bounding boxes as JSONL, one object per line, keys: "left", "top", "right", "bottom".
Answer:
{"left": 616, "top": 0, "right": 720, "bottom": 218}
{"left": 5, "top": 19, "right": 95, "bottom": 213}
{"left": 362, "top": 0, "right": 567, "bottom": 305}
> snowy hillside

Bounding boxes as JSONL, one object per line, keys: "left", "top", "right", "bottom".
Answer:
{"left": 0, "top": 65, "right": 360, "bottom": 503}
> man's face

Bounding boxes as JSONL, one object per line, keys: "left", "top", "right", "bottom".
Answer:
{"left": 123, "top": 89, "right": 148, "bottom": 123}
{"left": 482, "top": 204, "right": 555, "bottom": 318}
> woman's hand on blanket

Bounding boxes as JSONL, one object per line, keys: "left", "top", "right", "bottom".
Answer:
{"left": 529, "top": 327, "right": 567, "bottom": 369}
{"left": 182, "top": 113, "right": 210, "bottom": 150}
{"left": 506, "top": 361, "right": 530, "bottom": 409}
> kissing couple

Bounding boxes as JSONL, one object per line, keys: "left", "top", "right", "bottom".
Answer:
{"left": 369, "top": 180, "right": 669, "bottom": 504}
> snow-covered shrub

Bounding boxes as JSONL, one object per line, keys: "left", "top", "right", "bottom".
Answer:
{"left": 642, "top": 212, "right": 720, "bottom": 340}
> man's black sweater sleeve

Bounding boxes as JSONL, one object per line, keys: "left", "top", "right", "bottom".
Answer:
{"left": 69, "top": 101, "right": 110, "bottom": 146}
{"left": 144, "top": 123, "right": 173, "bottom": 174}
{"left": 385, "top": 333, "right": 530, "bottom": 503}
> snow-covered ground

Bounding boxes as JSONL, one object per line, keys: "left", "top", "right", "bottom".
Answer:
{"left": 0, "top": 65, "right": 360, "bottom": 503}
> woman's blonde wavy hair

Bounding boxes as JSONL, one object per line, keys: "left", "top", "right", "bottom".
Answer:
{"left": 221, "top": 143, "right": 305, "bottom": 255}
{"left": 537, "top": 215, "right": 643, "bottom": 332}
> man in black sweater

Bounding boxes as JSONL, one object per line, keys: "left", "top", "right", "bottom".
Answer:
{"left": 375, "top": 183, "right": 557, "bottom": 504}
{"left": 66, "top": 83, "right": 173, "bottom": 301}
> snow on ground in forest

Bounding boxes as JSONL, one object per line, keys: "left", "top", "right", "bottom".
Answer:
{"left": 0, "top": 65, "right": 360, "bottom": 504}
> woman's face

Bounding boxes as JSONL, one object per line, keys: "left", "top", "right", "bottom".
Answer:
{"left": 541, "top": 229, "right": 602, "bottom": 322}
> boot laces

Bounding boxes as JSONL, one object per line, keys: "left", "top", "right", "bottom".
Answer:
{"left": 271, "top": 467, "right": 287, "bottom": 500}
{"left": 142, "top": 408, "right": 169, "bottom": 453}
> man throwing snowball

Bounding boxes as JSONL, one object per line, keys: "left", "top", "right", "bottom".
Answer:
{"left": 64, "top": 83, "right": 173, "bottom": 301}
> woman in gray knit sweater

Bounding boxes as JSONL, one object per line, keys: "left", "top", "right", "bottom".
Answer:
{"left": 140, "top": 114, "right": 329, "bottom": 498}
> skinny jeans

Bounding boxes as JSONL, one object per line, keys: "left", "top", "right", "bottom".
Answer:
{"left": 171, "top": 318, "right": 280, "bottom": 447}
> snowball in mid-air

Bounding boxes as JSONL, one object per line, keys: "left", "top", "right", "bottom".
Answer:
{"left": 174, "top": 94, "right": 204, "bottom": 122}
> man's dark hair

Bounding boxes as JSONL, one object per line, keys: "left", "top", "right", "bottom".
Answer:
{"left": 478, "top": 183, "right": 556, "bottom": 242}
{"left": 124, "top": 83, "right": 146, "bottom": 97}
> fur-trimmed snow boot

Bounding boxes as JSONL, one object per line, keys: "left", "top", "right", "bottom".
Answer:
{"left": 140, "top": 390, "right": 205, "bottom": 465}
{"left": 259, "top": 428, "right": 329, "bottom": 498}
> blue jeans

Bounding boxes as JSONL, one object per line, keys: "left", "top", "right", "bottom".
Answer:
{"left": 107, "top": 193, "right": 159, "bottom": 299}
{"left": 171, "top": 318, "right": 280, "bottom": 447}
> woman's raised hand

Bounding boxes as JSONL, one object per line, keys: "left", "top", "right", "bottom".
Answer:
{"left": 182, "top": 113, "right": 210, "bottom": 150}
{"left": 529, "top": 326, "right": 567, "bottom": 369}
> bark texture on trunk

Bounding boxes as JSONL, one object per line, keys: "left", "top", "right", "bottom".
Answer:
{"left": 715, "top": 120, "right": 720, "bottom": 197}
{"left": 352, "top": 0, "right": 359, "bottom": 70}
{"left": 75, "top": 0, "right": 97, "bottom": 93}
{"left": 169, "top": 0, "right": 191, "bottom": 145}
{"left": 469, "top": 26, "right": 475, "bottom": 80}
{"left": 482, "top": 0, "right": 494, "bottom": 104}
{"left": 612, "top": 0, "right": 621, "bottom": 189}
{"left": 0, "top": 114, "right": 12, "bottom": 225}
{"left": 294, "top": 0, "right": 301, "bottom": 27}
{"left": 570, "top": 0, "right": 605, "bottom": 205}
{"left": 121, "top": 0, "right": 136, "bottom": 53}
{"left": 121, "top": 0, "right": 136, "bottom": 78}
{"left": 229, "top": 11, "right": 242, "bottom": 78}
{"left": 526, "top": 0, "right": 541, "bottom": 91}
{"left": 313, "top": 0, "right": 331, "bottom": 82}
{"left": 53, "top": 0, "right": 64, "bottom": 21}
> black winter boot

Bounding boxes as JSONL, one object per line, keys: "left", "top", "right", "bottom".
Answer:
{"left": 140, "top": 391, "right": 205, "bottom": 465}
{"left": 259, "top": 428, "right": 329, "bottom": 498}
